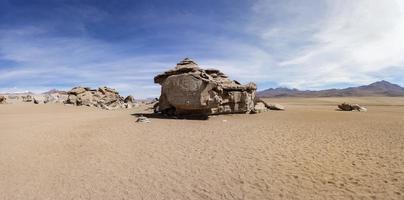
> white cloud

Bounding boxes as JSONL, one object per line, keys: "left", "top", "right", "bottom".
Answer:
{"left": 250, "top": 0, "right": 404, "bottom": 89}
{"left": 0, "top": 27, "right": 171, "bottom": 98}
{"left": 2, "top": 0, "right": 404, "bottom": 97}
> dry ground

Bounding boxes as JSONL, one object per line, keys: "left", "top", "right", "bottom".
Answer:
{"left": 0, "top": 97, "right": 403, "bottom": 200}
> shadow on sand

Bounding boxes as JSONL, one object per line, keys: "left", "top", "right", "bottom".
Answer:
{"left": 131, "top": 113, "right": 209, "bottom": 120}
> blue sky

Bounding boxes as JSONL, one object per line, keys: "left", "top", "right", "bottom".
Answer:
{"left": 1, "top": 0, "right": 404, "bottom": 98}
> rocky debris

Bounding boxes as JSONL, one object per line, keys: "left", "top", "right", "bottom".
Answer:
{"left": 154, "top": 58, "right": 257, "bottom": 115}
{"left": 338, "top": 103, "right": 367, "bottom": 112}
{"left": 136, "top": 116, "right": 151, "bottom": 123}
{"left": 64, "top": 86, "right": 135, "bottom": 110}
{"left": 0, "top": 96, "right": 6, "bottom": 104}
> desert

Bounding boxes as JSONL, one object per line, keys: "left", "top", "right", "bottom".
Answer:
{"left": 1, "top": 97, "right": 403, "bottom": 199}
{"left": 2, "top": 0, "right": 404, "bottom": 199}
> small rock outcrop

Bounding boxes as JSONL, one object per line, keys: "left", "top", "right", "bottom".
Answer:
{"left": 136, "top": 116, "right": 151, "bottom": 123}
{"left": 253, "top": 98, "right": 285, "bottom": 113}
{"left": 267, "top": 104, "right": 285, "bottom": 111}
{"left": 64, "top": 86, "right": 135, "bottom": 110}
{"left": 0, "top": 96, "right": 6, "bottom": 104}
{"left": 154, "top": 58, "right": 257, "bottom": 115}
{"left": 338, "top": 103, "right": 367, "bottom": 112}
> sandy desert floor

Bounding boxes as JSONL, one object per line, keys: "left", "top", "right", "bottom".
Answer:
{"left": 0, "top": 97, "right": 403, "bottom": 200}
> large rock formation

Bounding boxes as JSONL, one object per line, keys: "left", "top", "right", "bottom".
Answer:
{"left": 64, "top": 86, "right": 135, "bottom": 110}
{"left": 0, "top": 96, "right": 6, "bottom": 104}
{"left": 154, "top": 58, "right": 257, "bottom": 115}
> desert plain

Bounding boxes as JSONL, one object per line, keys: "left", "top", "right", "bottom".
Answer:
{"left": 0, "top": 97, "right": 403, "bottom": 200}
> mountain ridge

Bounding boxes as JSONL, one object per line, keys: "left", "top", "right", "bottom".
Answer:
{"left": 257, "top": 80, "right": 404, "bottom": 97}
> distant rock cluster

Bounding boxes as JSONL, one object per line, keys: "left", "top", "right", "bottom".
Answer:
{"left": 338, "top": 103, "right": 367, "bottom": 112}
{"left": 64, "top": 86, "right": 136, "bottom": 110}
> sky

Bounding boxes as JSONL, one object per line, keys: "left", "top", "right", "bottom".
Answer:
{"left": 1, "top": 0, "right": 404, "bottom": 98}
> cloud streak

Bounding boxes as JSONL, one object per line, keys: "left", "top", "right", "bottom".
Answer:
{"left": 252, "top": 0, "right": 404, "bottom": 89}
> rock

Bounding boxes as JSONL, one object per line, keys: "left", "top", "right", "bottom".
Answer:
{"left": 254, "top": 102, "right": 268, "bottom": 113}
{"left": 124, "top": 103, "right": 132, "bottom": 109}
{"left": 64, "top": 86, "right": 134, "bottom": 110}
{"left": 351, "top": 104, "right": 367, "bottom": 112}
{"left": 68, "top": 87, "right": 88, "bottom": 95}
{"left": 44, "top": 95, "right": 53, "bottom": 104}
{"left": 22, "top": 95, "right": 33, "bottom": 102}
{"left": 268, "top": 104, "right": 285, "bottom": 111}
{"left": 136, "top": 116, "right": 150, "bottom": 123}
{"left": 338, "top": 103, "right": 367, "bottom": 112}
{"left": 154, "top": 58, "right": 257, "bottom": 115}
{"left": 124, "top": 95, "right": 135, "bottom": 103}
{"left": 33, "top": 98, "right": 40, "bottom": 104}
{"left": 338, "top": 103, "right": 352, "bottom": 111}
{"left": 358, "top": 106, "right": 367, "bottom": 112}
{"left": 0, "top": 96, "right": 6, "bottom": 104}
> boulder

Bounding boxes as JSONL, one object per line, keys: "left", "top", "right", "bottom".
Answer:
{"left": 253, "top": 102, "right": 268, "bottom": 113}
{"left": 154, "top": 58, "right": 257, "bottom": 115}
{"left": 351, "top": 104, "right": 367, "bottom": 112}
{"left": 124, "top": 95, "right": 135, "bottom": 103}
{"left": 22, "top": 95, "right": 33, "bottom": 102}
{"left": 0, "top": 96, "right": 6, "bottom": 104}
{"left": 136, "top": 116, "right": 151, "bottom": 123}
{"left": 68, "top": 87, "right": 88, "bottom": 95}
{"left": 33, "top": 98, "right": 40, "bottom": 104}
{"left": 253, "top": 98, "right": 285, "bottom": 112}
{"left": 338, "top": 103, "right": 367, "bottom": 112}
{"left": 268, "top": 104, "right": 285, "bottom": 111}
{"left": 338, "top": 103, "right": 352, "bottom": 111}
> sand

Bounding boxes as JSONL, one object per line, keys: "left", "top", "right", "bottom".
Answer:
{"left": 0, "top": 97, "right": 403, "bottom": 199}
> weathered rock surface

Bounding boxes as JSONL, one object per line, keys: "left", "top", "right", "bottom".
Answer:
{"left": 0, "top": 96, "right": 6, "bottom": 104}
{"left": 64, "top": 86, "right": 135, "bottom": 110}
{"left": 154, "top": 58, "right": 257, "bottom": 115}
{"left": 338, "top": 103, "right": 367, "bottom": 112}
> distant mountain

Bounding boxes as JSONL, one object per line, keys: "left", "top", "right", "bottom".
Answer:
{"left": 257, "top": 81, "right": 404, "bottom": 97}
{"left": 42, "top": 89, "right": 67, "bottom": 95}
{"left": 0, "top": 91, "right": 35, "bottom": 96}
